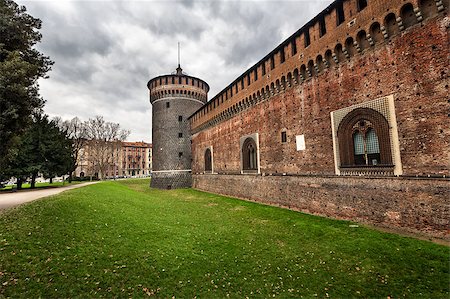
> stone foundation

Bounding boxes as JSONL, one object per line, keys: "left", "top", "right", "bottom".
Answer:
{"left": 150, "top": 172, "right": 192, "bottom": 189}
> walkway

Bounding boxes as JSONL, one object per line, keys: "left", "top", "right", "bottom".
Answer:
{"left": 0, "top": 182, "right": 99, "bottom": 210}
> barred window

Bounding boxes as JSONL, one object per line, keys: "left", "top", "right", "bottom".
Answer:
{"left": 353, "top": 132, "right": 364, "bottom": 155}
{"left": 366, "top": 129, "right": 380, "bottom": 154}
{"left": 338, "top": 108, "right": 392, "bottom": 168}
{"left": 353, "top": 128, "right": 380, "bottom": 165}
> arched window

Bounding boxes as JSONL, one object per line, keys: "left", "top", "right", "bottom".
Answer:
{"left": 345, "top": 37, "right": 356, "bottom": 57}
{"left": 369, "top": 22, "right": 383, "bottom": 44}
{"left": 242, "top": 138, "right": 257, "bottom": 171}
{"left": 307, "top": 60, "right": 315, "bottom": 77}
{"left": 325, "top": 49, "right": 334, "bottom": 67}
{"left": 338, "top": 108, "right": 393, "bottom": 168}
{"left": 356, "top": 30, "right": 370, "bottom": 51}
{"left": 384, "top": 13, "right": 399, "bottom": 37}
{"left": 300, "top": 64, "right": 307, "bottom": 80}
{"left": 400, "top": 3, "right": 418, "bottom": 28}
{"left": 204, "top": 148, "right": 212, "bottom": 172}
{"left": 316, "top": 55, "right": 324, "bottom": 73}
{"left": 293, "top": 68, "right": 299, "bottom": 83}
{"left": 334, "top": 43, "right": 345, "bottom": 62}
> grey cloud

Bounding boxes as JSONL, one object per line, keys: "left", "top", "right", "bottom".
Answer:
{"left": 19, "top": 0, "right": 333, "bottom": 141}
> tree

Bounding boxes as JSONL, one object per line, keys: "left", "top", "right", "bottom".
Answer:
{"left": 54, "top": 116, "right": 87, "bottom": 182}
{"left": 84, "top": 116, "right": 129, "bottom": 179}
{"left": 0, "top": 0, "right": 53, "bottom": 180}
{"left": 8, "top": 114, "right": 73, "bottom": 189}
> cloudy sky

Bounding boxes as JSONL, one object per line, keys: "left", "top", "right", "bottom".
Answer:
{"left": 19, "top": 0, "right": 333, "bottom": 142}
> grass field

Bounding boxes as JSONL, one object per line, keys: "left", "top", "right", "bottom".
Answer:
{"left": 0, "top": 181, "right": 82, "bottom": 192}
{"left": 0, "top": 179, "right": 448, "bottom": 298}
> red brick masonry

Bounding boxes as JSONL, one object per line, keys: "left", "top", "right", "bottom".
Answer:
{"left": 189, "top": 0, "right": 449, "bottom": 239}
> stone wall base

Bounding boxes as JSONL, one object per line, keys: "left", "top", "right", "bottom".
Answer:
{"left": 193, "top": 174, "right": 449, "bottom": 240}
{"left": 150, "top": 172, "right": 192, "bottom": 189}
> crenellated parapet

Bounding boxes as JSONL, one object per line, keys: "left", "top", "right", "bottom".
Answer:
{"left": 148, "top": 70, "right": 209, "bottom": 105}
{"left": 189, "top": 0, "right": 447, "bottom": 133}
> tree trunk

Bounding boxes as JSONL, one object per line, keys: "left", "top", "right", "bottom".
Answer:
{"left": 49, "top": 177, "right": 53, "bottom": 184}
{"left": 17, "top": 178, "right": 23, "bottom": 190}
{"left": 68, "top": 172, "right": 73, "bottom": 183}
{"left": 30, "top": 173, "right": 37, "bottom": 189}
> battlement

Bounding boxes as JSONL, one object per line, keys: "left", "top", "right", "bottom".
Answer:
{"left": 189, "top": 0, "right": 446, "bottom": 132}
{"left": 148, "top": 73, "right": 209, "bottom": 104}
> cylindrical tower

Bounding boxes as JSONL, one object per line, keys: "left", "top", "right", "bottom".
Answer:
{"left": 148, "top": 65, "right": 209, "bottom": 189}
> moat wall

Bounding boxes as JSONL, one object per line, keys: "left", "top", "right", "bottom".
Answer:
{"left": 193, "top": 174, "right": 449, "bottom": 239}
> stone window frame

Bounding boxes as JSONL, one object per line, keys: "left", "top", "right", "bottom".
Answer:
{"left": 204, "top": 146, "right": 213, "bottom": 173}
{"left": 337, "top": 107, "right": 393, "bottom": 167}
{"left": 240, "top": 133, "right": 260, "bottom": 174}
{"left": 331, "top": 95, "right": 403, "bottom": 176}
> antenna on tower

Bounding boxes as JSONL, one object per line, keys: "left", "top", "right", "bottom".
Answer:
{"left": 176, "top": 42, "right": 183, "bottom": 75}
{"left": 178, "top": 42, "right": 180, "bottom": 67}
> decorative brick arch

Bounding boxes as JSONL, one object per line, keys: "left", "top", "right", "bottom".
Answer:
{"left": 337, "top": 108, "right": 393, "bottom": 167}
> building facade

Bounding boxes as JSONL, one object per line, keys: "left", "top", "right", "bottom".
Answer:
{"left": 188, "top": 0, "right": 449, "bottom": 238}
{"left": 121, "top": 141, "right": 152, "bottom": 177}
{"left": 148, "top": 65, "right": 209, "bottom": 189}
{"left": 74, "top": 141, "right": 152, "bottom": 178}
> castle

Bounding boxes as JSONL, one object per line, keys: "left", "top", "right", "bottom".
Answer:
{"left": 149, "top": 0, "right": 449, "bottom": 239}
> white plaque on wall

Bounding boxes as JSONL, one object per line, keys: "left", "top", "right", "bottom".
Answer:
{"left": 296, "top": 135, "right": 305, "bottom": 151}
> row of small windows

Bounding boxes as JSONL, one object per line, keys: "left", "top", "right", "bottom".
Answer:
{"left": 193, "top": 0, "right": 438, "bottom": 123}
{"left": 203, "top": 109, "right": 389, "bottom": 173}
{"left": 149, "top": 76, "right": 206, "bottom": 90}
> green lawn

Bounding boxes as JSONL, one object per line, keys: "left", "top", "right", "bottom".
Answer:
{"left": 0, "top": 181, "right": 82, "bottom": 192}
{"left": 0, "top": 179, "right": 448, "bottom": 298}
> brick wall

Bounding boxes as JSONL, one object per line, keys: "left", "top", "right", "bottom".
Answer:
{"left": 188, "top": 4, "right": 449, "bottom": 238}
{"left": 191, "top": 16, "right": 449, "bottom": 176}
{"left": 193, "top": 174, "right": 450, "bottom": 239}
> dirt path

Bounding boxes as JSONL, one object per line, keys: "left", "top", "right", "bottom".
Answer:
{"left": 0, "top": 182, "right": 99, "bottom": 210}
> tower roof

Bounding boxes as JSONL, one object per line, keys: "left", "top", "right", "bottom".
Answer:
{"left": 176, "top": 64, "right": 183, "bottom": 75}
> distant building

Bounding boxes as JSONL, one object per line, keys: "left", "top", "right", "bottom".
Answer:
{"left": 74, "top": 141, "right": 152, "bottom": 178}
{"left": 121, "top": 141, "right": 152, "bottom": 177}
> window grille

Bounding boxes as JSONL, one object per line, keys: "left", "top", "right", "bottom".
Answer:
{"left": 366, "top": 129, "right": 380, "bottom": 154}
{"left": 353, "top": 132, "right": 364, "bottom": 155}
